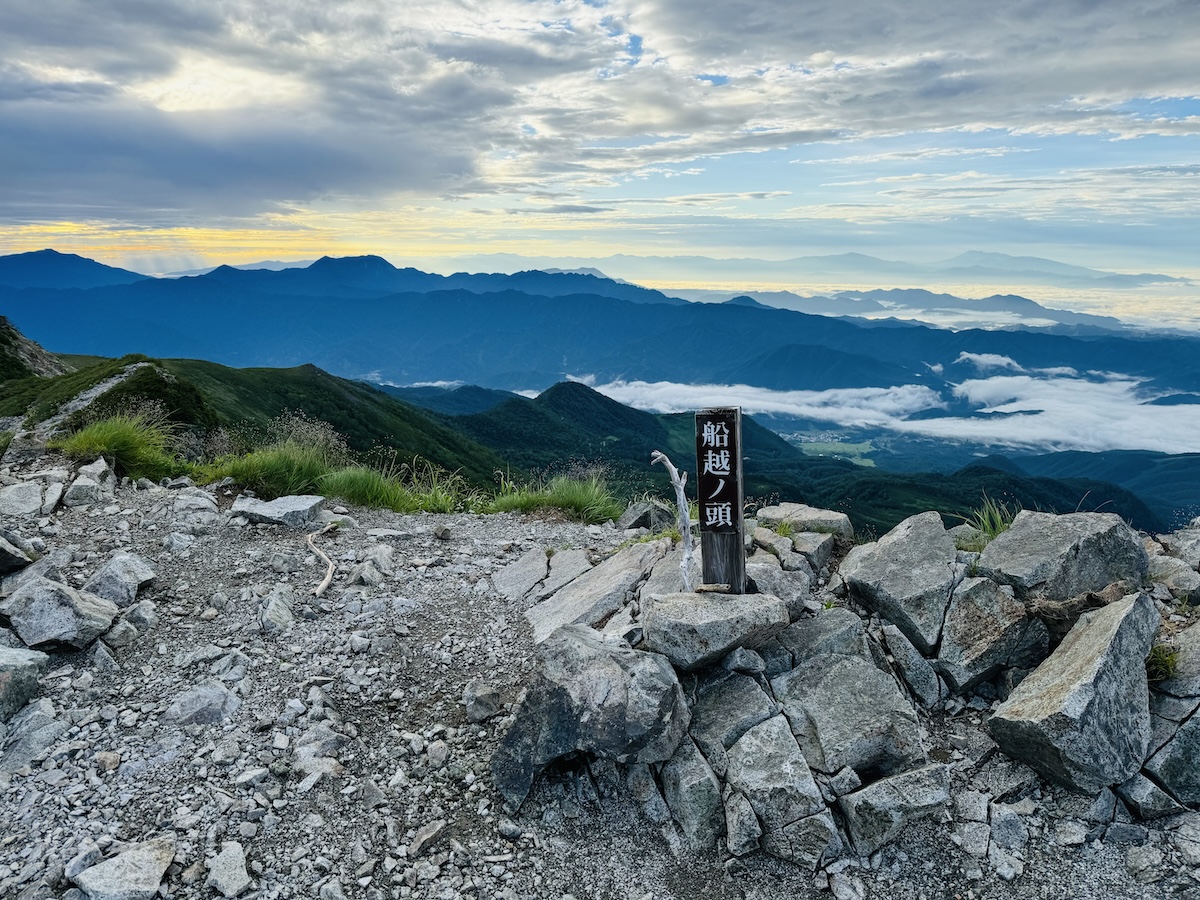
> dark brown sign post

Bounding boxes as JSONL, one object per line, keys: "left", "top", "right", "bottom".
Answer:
{"left": 695, "top": 407, "right": 746, "bottom": 593}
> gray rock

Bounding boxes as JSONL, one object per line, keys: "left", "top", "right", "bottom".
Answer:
{"left": 167, "top": 487, "right": 221, "bottom": 530}
{"left": 882, "top": 623, "right": 941, "bottom": 708}
{"left": 758, "top": 503, "right": 853, "bottom": 541}
{"left": 640, "top": 544, "right": 702, "bottom": 600}
{"left": 840, "top": 511, "right": 959, "bottom": 655}
{"left": 773, "top": 607, "right": 877, "bottom": 669}
{"left": 0, "top": 646, "right": 50, "bottom": 721}
{"left": 1, "top": 547, "right": 69, "bottom": 595}
{"left": 617, "top": 500, "right": 674, "bottom": 532}
{"left": 162, "top": 531, "right": 195, "bottom": 552}
{"left": 260, "top": 584, "right": 295, "bottom": 634}
{"left": 102, "top": 619, "right": 139, "bottom": 648}
{"left": 661, "top": 737, "right": 724, "bottom": 849}
{"left": 524, "top": 541, "right": 668, "bottom": 643}
{"left": 989, "top": 803, "right": 1029, "bottom": 850}
{"left": 207, "top": 841, "right": 252, "bottom": 898}
{"left": 642, "top": 591, "right": 789, "bottom": 670}
{"left": 0, "top": 575, "right": 119, "bottom": 648}
{"left": 491, "top": 548, "right": 548, "bottom": 601}
{"left": 41, "top": 480, "right": 64, "bottom": 514}
{"left": 937, "top": 577, "right": 1049, "bottom": 694}
{"left": 753, "top": 527, "right": 815, "bottom": 576}
{"left": 462, "top": 679, "right": 502, "bottom": 723}
{"left": 724, "top": 715, "right": 837, "bottom": 868}
{"left": 838, "top": 764, "right": 950, "bottom": 855}
{"left": 989, "top": 592, "right": 1159, "bottom": 793}
{"left": 230, "top": 494, "right": 325, "bottom": 528}
{"left": 1148, "top": 554, "right": 1200, "bottom": 601}
{"left": 1161, "top": 525, "right": 1200, "bottom": 570}
{"left": 73, "top": 834, "right": 175, "bottom": 900}
{"left": 530, "top": 547, "right": 594, "bottom": 602}
{"left": 1145, "top": 713, "right": 1200, "bottom": 805}
{"left": 977, "top": 511, "right": 1148, "bottom": 602}
{"left": 791, "top": 531, "right": 836, "bottom": 573}
{"left": 1116, "top": 772, "right": 1183, "bottom": 819}
{"left": 745, "top": 561, "right": 812, "bottom": 620}
{"left": 82, "top": 553, "right": 156, "bottom": 608}
{"left": 0, "top": 481, "right": 42, "bottom": 516}
{"left": 0, "top": 535, "right": 32, "bottom": 575}
{"left": 167, "top": 679, "right": 242, "bottom": 725}
{"left": 723, "top": 789, "right": 762, "bottom": 856}
{"left": 772, "top": 652, "right": 925, "bottom": 777}
{"left": 123, "top": 600, "right": 159, "bottom": 631}
{"left": 491, "top": 624, "right": 689, "bottom": 810}
{"left": 689, "top": 673, "right": 778, "bottom": 776}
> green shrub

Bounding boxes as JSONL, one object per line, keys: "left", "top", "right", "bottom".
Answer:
{"left": 201, "top": 442, "right": 333, "bottom": 497}
{"left": 51, "top": 409, "right": 185, "bottom": 481}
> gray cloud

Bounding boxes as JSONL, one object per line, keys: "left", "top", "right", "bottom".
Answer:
{"left": 1, "top": 0, "right": 1198, "bottom": 237}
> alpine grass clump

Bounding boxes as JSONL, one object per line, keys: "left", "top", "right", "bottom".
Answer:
{"left": 51, "top": 405, "right": 184, "bottom": 481}
{"left": 486, "top": 472, "right": 624, "bottom": 524}
{"left": 954, "top": 493, "right": 1018, "bottom": 551}
{"left": 1146, "top": 643, "right": 1179, "bottom": 683}
{"left": 0, "top": 431, "right": 11, "bottom": 459}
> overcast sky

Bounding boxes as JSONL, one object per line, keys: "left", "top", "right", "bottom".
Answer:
{"left": 1, "top": 0, "right": 1198, "bottom": 282}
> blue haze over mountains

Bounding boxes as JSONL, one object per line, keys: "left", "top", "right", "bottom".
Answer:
{"left": 4, "top": 247, "right": 1200, "bottom": 524}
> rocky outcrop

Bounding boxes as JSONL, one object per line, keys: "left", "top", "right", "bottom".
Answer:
{"left": 977, "top": 511, "right": 1148, "bottom": 601}
{"left": 989, "top": 592, "right": 1159, "bottom": 793}
{"left": 937, "top": 576, "right": 1049, "bottom": 693}
{"left": 0, "top": 575, "right": 120, "bottom": 648}
{"left": 642, "top": 590, "right": 789, "bottom": 670}
{"left": 840, "top": 511, "right": 959, "bottom": 655}
{"left": 491, "top": 624, "right": 689, "bottom": 810}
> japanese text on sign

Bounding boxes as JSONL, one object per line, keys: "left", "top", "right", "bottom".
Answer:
{"left": 695, "top": 408, "right": 742, "bottom": 536}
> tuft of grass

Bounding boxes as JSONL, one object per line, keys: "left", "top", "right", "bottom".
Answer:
{"left": 1146, "top": 644, "right": 1179, "bottom": 683}
{"left": 770, "top": 519, "right": 794, "bottom": 539}
{"left": 319, "top": 466, "right": 420, "bottom": 513}
{"left": 954, "top": 494, "right": 1018, "bottom": 549}
{"left": 201, "top": 442, "right": 334, "bottom": 497}
{"left": 50, "top": 409, "right": 185, "bottom": 481}
{"left": 486, "top": 473, "right": 624, "bottom": 524}
{"left": 0, "top": 431, "right": 11, "bottom": 459}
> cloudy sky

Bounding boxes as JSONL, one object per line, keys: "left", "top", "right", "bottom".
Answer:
{"left": 2, "top": 0, "right": 1198, "bottom": 283}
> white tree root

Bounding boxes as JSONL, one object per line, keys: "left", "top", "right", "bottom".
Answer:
{"left": 306, "top": 523, "right": 338, "bottom": 597}
{"left": 651, "top": 450, "right": 694, "bottom": 593}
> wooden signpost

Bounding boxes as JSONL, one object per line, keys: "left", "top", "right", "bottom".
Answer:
{"left": 695, "top": 407, "right": 746, "bottom": 593}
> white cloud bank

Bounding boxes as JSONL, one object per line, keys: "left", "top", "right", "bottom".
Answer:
{"left": 590, "top": 372, "right": 1200, "bottom": 455}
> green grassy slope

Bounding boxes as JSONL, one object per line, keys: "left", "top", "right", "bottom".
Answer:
{"left": 160, "top": 360, "right": 506, "bottom": 485}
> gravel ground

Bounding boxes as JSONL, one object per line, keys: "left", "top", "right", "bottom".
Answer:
{"left": 1, "top": 456, "right": 1198, "bottom": 900}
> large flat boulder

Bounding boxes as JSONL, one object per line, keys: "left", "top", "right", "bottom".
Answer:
{"left": 989, "top": 592, "right": 1158, "bottom": 793}
{"left": 0, "top": 481, "right": 43, "bottom": 516}
{"left": 492, "top": 548, "right": 549, "bottom": 601}
{"left": 524, "top": 540, "right": 668, "bottom": 643}
{"left": 73, "top": 834, "right": 176, "bottom": 900}
{"left": 838, "top": 764, "right": 950, "bottom": 855}
{"left": 937, "top": 577, "right": 1049, "bottom": 693}
{"left": 491, "top": 624, "right": 689, "bottom": 811}
{"left": 0, "top": 645, "right": 50, "bottom": 721}
{"left": 772, "top": 652, "right": 925, "bottom": 777}
{"left": 839, "top": 511, "right": 958, "bottom": 655}
{"left": 757, "top": 503, "right": 853, "bottom": 541}
{"left": 0, "top": 575, "right": 120, "bottom": 648}
{"left": 640, "top": 544, "right": 702, "bottom": 600}
{"left": 642, "top": 591, "right": 789, "bottom": 670}
{"left": 231, "top": 494, "right": 325, "bottom": 528}
{"left": 725, "top": 715, "right": 840, "bottom": 869}
{"left": 977, "top": 511, "right": 1148, "bottom": 602}
{"left": 745, "top": 560, "right": 811, "bottom": 619}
